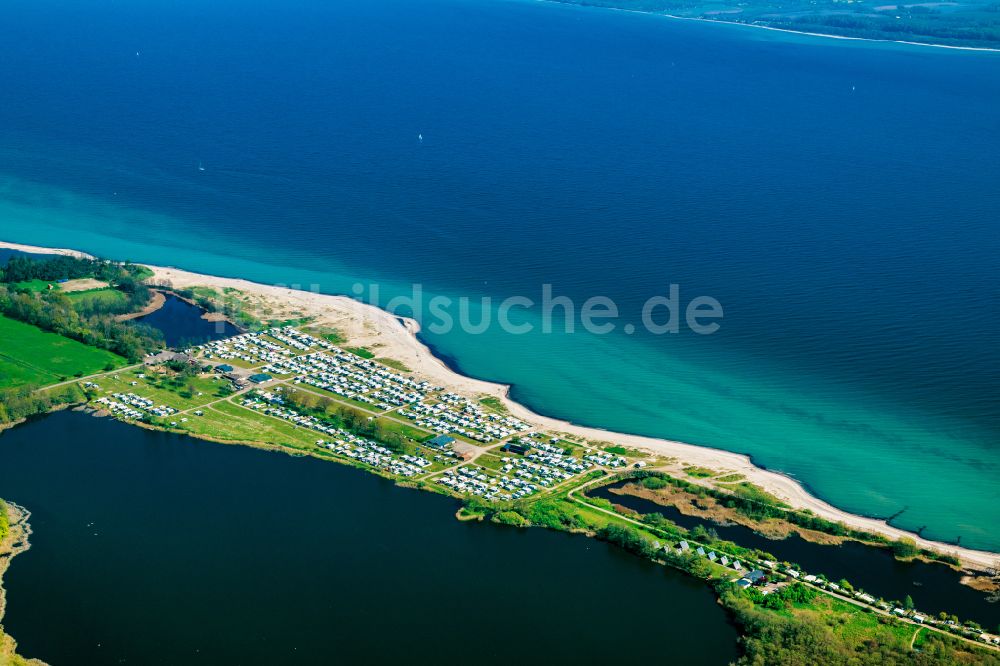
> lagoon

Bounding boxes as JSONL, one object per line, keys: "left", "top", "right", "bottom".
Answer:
{"left": 0, "top": 411, "right": 739, "bottom": 664}
{"left": 133, "top": 293, "right": 240, "bottom": 348}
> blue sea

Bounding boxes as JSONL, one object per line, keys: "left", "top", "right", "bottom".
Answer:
{"left": 1, "top": 0, "right": 998, "bottom": 549}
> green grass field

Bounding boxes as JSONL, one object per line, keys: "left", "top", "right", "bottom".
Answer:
{"left": 0, "top": 315, "right": 127, "bottom": 388}
{"left": 90, "top": 369, "right": 230, "bottom": 411}
{"left": 67, "top": 287, "right": 128, "bottom": 309}
{"left": 375, "top": 416, "right": 433, "bottom": 443}
{"left": 473, "top": 453, "right": 507, "bottom": 472}
{"left": 284, "top": 382, "right": 382, "bottom": 413}
{"left": 179, "top": 399, "right": 325, "bottom": 451}
{"left": 176, "top": 399, "right": 450, "bottom": 474}
{"left": 12, "top": 279, "right": 54, "bottom": 293}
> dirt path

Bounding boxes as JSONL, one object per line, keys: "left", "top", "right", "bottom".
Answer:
{"left": 42, "top": 363, "right": 144, "bottom": 391}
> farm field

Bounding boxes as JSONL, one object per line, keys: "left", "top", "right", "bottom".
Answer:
{"left": 66, "top": 287, "right": 128, "bottom": 310}
{"left": 0, "top": 315, "right": 126, "bottom": 388}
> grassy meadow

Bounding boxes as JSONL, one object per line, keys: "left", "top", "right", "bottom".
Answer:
{"left": 0, "top": 314, "right": 126, "bottom": 388}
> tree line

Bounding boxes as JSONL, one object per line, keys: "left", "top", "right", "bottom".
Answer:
{"left": 282, "top": 389, "right": 409, "bottom": 453}
{"left": 0, "top": 385, "right": 85, "bottom": 426}
{"left": 0, "top": 287, "right": 163, "bottom": 363}
{"left": 0, "top": 256, "right": 163, "bottom": 362}
{"left": 0, "top": 255, "right": 148, "bottom": 285}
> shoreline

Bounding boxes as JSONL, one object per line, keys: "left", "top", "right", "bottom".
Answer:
{"left": 537, "top": 0, "right": 1000, "bottom": 53}
{"left": 115, "top": 289, "right": 166, "bottom": 322}
{"left": 0, "top": 501, "right": 45, "bottom": 666}
{"left": 3, "top": 239, "right": 998, "bottom": 572}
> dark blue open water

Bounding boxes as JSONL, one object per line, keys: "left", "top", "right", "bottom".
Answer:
{"left": 0, "top": 0, "right": 997, "bottom": 548}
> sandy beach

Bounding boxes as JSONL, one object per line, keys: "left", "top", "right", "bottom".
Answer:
{"left": 3, "top": 239, "right": 997, "bottom": 571}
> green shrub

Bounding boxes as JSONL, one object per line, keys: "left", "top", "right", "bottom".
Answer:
{"left": 492, "top": 510, "right": 530, "bottom": 527}
{"left": 641, "top": 476, "right": 668, "bottom": 490}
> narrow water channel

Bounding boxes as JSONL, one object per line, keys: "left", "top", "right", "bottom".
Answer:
{"left": 590, "top": 481, "right": 998, "bottom": 628}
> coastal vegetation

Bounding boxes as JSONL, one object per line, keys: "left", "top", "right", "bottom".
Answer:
{"left": 591, "top": 490, "right": 999, "bottom": 660}
{"left": 641, "top": 475, "right": 669, "bottom": 489}
{"left": 1, "top": 270, "right": 995, "bottom": 663}
{"left": 638, "top": 470, "right": 873, "bottom": 536}
{"left": 279, "top": 388, "right": 418, "bottom": 453}
{"left": 0, "top": 256, "right": 162, "bottom": 362}
{"left": 0, "top": 500, "right": 45, "bottom": 666}
{"left": 0, "top": 255, "right": 151, "bottom": 285}
{"left": 375, "top": 358, "right": 410, "bottom": 373}
{"left": 157, "top": 284, "right": 314, "bottom": 333}
{"left": 610, "top": 471, "right": 964, "bottom": 567}
{"left": 548, "top": 0, "right": 1000, "bottom": 49}
{"left": 0, "top": 255, "right": 159, "bottom": 427}
{"left": 0, "top": 291, "right": 153, "bottom": 361}
{"left": 478, "top": 396, "right": 508, "bottom": 413}
{"left": 0, "top": 316, "right": 125, "bottom": 389}
{"left": 0, "top": 312, "right": 121, "bottom": 427}
{"left": 460, "top": 481, "right": 999, "bottom": 663}
{"left": 326, "top": 330, "right": 350, "bottom": 345}
{"left": 0, "top": 385, "right": 86, "bottom": 428}
{"left": 720, "top": 585, "right": 1000, "bottom": 665}
{"left": 65, "top": 287, "right": 129, "bottom": 315}
{"left": 163, "top": 286, "right": 264, "bottom": 331}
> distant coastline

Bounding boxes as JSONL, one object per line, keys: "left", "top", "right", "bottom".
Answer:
{"left": 539, "top": 0, "right": 1000, "bottom": 53}
{"left": 663, "top": 13, "right": 1000, "bottom": 53}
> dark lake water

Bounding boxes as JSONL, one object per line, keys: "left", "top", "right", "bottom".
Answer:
{"left": 0, "top": 411, "right": 739, "bottom": 665}
{"left": 591, "top": 482, "right": 1000, "bottom": 628}
{"left": 133, "top": 293, "right": 240, "bottom": 348}
{"left": 1, "top": 0, "right": 998, "bottom": 550}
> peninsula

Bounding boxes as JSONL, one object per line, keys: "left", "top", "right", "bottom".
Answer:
{"left": 1, "top": 240, "right": 998, "bottom": 664}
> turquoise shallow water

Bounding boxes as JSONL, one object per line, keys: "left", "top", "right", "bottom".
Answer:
{"left": 1, "top": 0, "right": 998, "bottom": 549}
